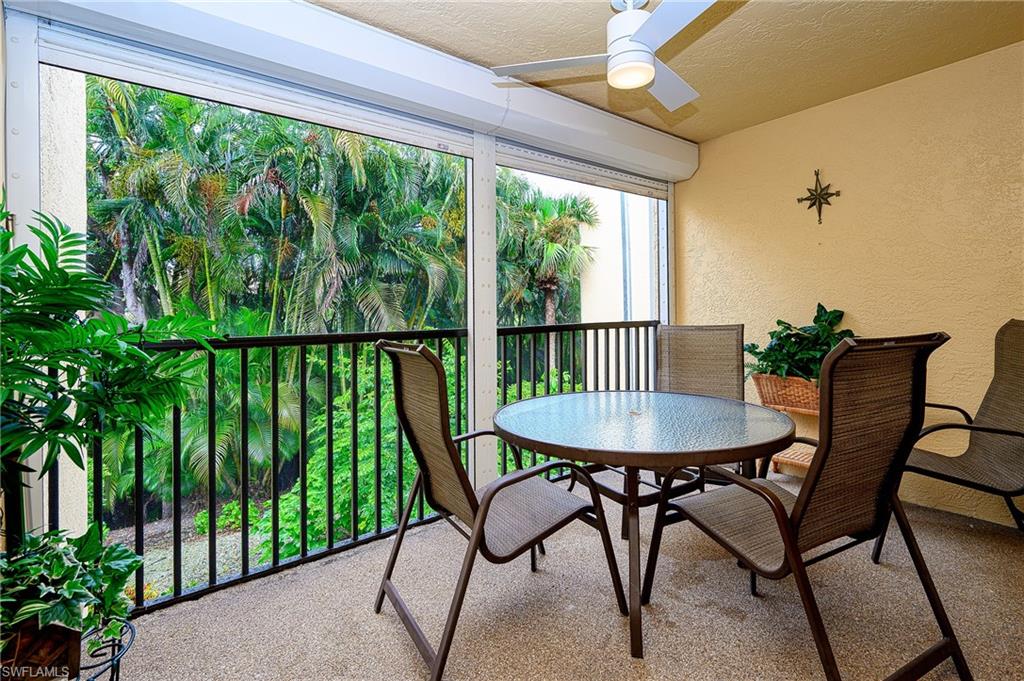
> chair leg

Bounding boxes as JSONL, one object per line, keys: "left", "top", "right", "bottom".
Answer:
{"left": 430, "top": 526, "right": 483, "bottom": 681}
{"left": 530, "top": 545, "right": 537, "bottom": 573}
{"left": 757, "top": 455, "right": 772, "bottom": 479}
{"left": 871, "top": 512, "right": 891, "bottom": 565}
{"left": 749, "top": 571, "right": 759, "bottom": 597}
{"left": 891, "top": 497, "right": 973, "bottom": 680}
{"left": 375, "top": 473, "right": 422, "bottom": 614}
{"left": 788, "top": 553, "right": 842, "bottom": 681}
{"left": 590, "top": 499, "right": 629, "bottom": 616}
{"left": 1005, "top": 496, "right": 1024, "bottom": 532}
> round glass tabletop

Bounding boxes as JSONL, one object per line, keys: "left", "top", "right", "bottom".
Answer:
{"left": 493, "top": 391, "right": 795, "bottom": 468}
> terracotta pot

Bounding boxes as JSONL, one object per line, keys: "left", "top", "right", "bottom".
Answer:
{"left": 751, "top": 372, "right": 820, "bottom": 415}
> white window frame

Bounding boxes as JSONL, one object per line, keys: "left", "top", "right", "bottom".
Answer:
{"left": 5, "top": 11, "right": 676, "bottom": 502}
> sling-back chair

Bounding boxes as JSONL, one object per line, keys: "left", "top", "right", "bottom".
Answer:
{"left": 643, "top": 333, "right": 973, "bottom": 681}
{"left": 374, "top": 340, "right": 627, "bottom": 681}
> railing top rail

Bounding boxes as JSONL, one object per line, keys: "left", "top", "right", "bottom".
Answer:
{"left": 496, "top": 320, "right": 659, "bottom": 336}
{"left": 142, "top": 327, "right": 468, "bottom": 352}
{"left": 141, "top": 320, "right": 660, "bottom": 352}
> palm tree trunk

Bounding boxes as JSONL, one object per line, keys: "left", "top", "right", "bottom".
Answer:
{"left": 144, "top": 225, "right": 174, "bottom": 316}
{"left": 116, "top": 219, "right": 147, "bottom": 323}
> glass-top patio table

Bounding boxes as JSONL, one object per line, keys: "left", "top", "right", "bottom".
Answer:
{"left": 493, "top": 390, "right": 795, "bottom": 658}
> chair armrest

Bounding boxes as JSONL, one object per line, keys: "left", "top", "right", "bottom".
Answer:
{"left": 793, "top": 436, "right": 819, "bottom": 447}
{"left": 917, "top": 422, "right": 1024, "bottom": 442}
{"left": 925, "top": 402, "right": 973, "bottom": 424}
{"left": 705, "top": 465, "right": 793, "bottom": 533}
{"left": 453, "top": 430, "right": 524, "bottom": 469}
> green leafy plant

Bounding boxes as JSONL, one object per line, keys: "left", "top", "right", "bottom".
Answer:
{"left": 744, "top": 303, "right": 855, "bottom": 381}
{"left": 1, "top": 192, "right": 213, "bottom": 655}
{"left": 0, "top": 524, "right": 141, "bottom": 653}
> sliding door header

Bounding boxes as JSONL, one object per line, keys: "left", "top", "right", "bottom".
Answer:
{"left": 8, "top": 0, "right": 699, "bottom": 181}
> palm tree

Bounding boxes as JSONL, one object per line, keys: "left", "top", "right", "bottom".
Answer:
{"left": 496, "top": 169, "right": 597, "bottom": 327}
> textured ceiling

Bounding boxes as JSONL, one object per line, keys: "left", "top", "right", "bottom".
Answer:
{"left": 311, "top": 0, "right": 1024, "bottom": 143}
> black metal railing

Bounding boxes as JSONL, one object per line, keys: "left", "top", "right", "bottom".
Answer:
{"left": 496, "top": 320, "right": 658, "bottom": 474}
{"left": 42, "top": 320, "right": 657, "bottom": 615}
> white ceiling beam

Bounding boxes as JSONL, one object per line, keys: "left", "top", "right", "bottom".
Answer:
{"left": 8, "top": 0, "right": 698, "bottom": 180}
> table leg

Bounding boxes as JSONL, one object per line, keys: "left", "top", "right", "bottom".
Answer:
{"left": 625, "top": 466, "right": 643, "bottom": 658}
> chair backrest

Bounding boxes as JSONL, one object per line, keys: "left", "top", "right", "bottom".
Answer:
{"left": 792, "top": 333, "right": 949, "bottom": 552}
{"left": 970, "top": 319, "right": 1024, "bottom": 453}
{"left": 656, "top": 324, "right": 744, "bottom": 400}
{"left": 377, "top": 340, "right": 478, "bottom": 527}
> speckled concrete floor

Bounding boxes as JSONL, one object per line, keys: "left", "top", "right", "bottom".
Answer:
{"left": 122, "top": 475, "right": 1023, "bottom": 681}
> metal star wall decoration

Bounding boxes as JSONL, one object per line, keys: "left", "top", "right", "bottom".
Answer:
{"left": 797, "top": 169, "right": 841, "bottom": 224}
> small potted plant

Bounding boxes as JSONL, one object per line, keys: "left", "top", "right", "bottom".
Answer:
{"left": 1, "top": 195, "right": 210, "bottom": 679}
{"left": 744, "top": 304, "right": 854, "bottom": 415}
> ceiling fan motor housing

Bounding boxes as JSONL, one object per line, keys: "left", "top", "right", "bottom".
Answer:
{"left": 606, "top": 9, "right": 655, "bottom": 88}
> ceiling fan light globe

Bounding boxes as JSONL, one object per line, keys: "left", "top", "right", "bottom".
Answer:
{"left": 608, "top": 60, "right": 655, "bottom": 89}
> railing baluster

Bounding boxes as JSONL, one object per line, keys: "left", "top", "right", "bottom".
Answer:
{"left": 582, "top": 329, "right": 589, "bottom": 391}
{"left": 544, "top": 332, "right": 551, "bottom": 395}
{"left": 598, "top": 327, "right": 606, "bottom": 387}
{"left": 557, "top": 331, "right": 564, "bottom": 393}
{"left": 500, "top": 336, "right": 508, "bottom": 475}
{"left": 454, "top": 336, "right": 463, "bottom": 467}
{"left": 516, "top": 334, "right": 523, "bottom": 402}
{"left": 46, "top": 368, "right": 60, "bottom": 532}
{"left": 644, "top": 326, "right": 651, "bottom": 390}
{"left": 207, "top": 352, "right": 217, "bottom": 585}
{"left": 615, "top": 328, "right": 622, "bottom": 390}
{"left": 240, "top": 349, "right": 250, "bottom": 575}
{"left": 633, "top": 327, "right": 640, "bottom": 390}
{"left": 271, "top": 346, "right": 280, "bottom": 566}
{"left": 299, "top": 345, "right": 308, "bottom": 558}
{"left": 374, "top": 346, "right": 383, "bottom": 535}
{"left": 570, "top": 330, "right": 577, "bottom": 392}
{"left": 172, "top": 406, "right": 182, "bottom": 596}
{"left": 134, "top": 426, "right": 145, "bottom": 606}
{"left": 326, "top": 344, "right": 334, "bottom": 548}
{"left": 416, "top": 338, "right": 424, "bottom": 521}
{"left": 350, "top": 342, "right": 359, "bottom": 541}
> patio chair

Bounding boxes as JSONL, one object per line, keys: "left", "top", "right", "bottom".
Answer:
{"left": 643, "top": 333, "right": 973, "bottom": 681}
{"left": 373, "top": 340, "right": 627, "bottom": 681}
{"left": 872, "top": 318, "right": 1024, "bottom": 562}
{"left": 571, "top": 324, "right": 745, "bottom": 539}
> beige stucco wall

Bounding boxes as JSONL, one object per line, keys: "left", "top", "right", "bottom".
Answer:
{"left": 673, "top": 41, "right": 1024, "bottom": 526}
{"left": 39, "top": 64, "right": 90, "bottom": 536}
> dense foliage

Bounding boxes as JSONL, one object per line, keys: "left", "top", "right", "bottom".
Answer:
{"left": 81, "top": 75, "right": 601, "bottom": 576}
{"left": 743, "top": 303, "right": 855, "bottom": 380}
{"left": 86, "top": 76, "right": 595, "bottom": 334}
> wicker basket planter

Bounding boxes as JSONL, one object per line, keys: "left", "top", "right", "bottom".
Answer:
{"left": 751, "top": 372, "right": 819, "bottom": 415}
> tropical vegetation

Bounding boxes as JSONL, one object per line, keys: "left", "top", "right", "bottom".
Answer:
{"left": 0, "top": 196, "right": 206, "bottom": 651}
{"left": 80, "top": 75, "right": 602, "bottom": 575}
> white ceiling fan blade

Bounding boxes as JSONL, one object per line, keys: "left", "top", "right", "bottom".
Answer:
{"left": 491, "top": 54, "right": 608, "bottom": 77}
{"left": 648, "top": 58, "right": 699, "bottom": 111}
{"left": 632, "top": 0, "right": 716, "bottom": 52}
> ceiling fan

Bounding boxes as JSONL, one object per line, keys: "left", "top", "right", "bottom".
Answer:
{"left": 491, "top": 0, "right": 714, "bottom": 111}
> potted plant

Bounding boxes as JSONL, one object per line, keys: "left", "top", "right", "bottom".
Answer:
{"left": 744, "top": 303, "right": 854, "bottom": 415}
{"left": 1, "top": 195, "right": 210, "bottom": 679}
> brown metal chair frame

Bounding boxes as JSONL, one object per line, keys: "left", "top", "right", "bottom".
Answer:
{"left": 373, "top": 340, "right": 627, "bottom": 681}
{"left": 872, "top": 320, "right": 1024, "bottom": 561}
{"left": 569, "top": 324, "right": 746, "bottom": 540}
{"left": 643, "top": 334, "right": 973, "bottom": 681}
